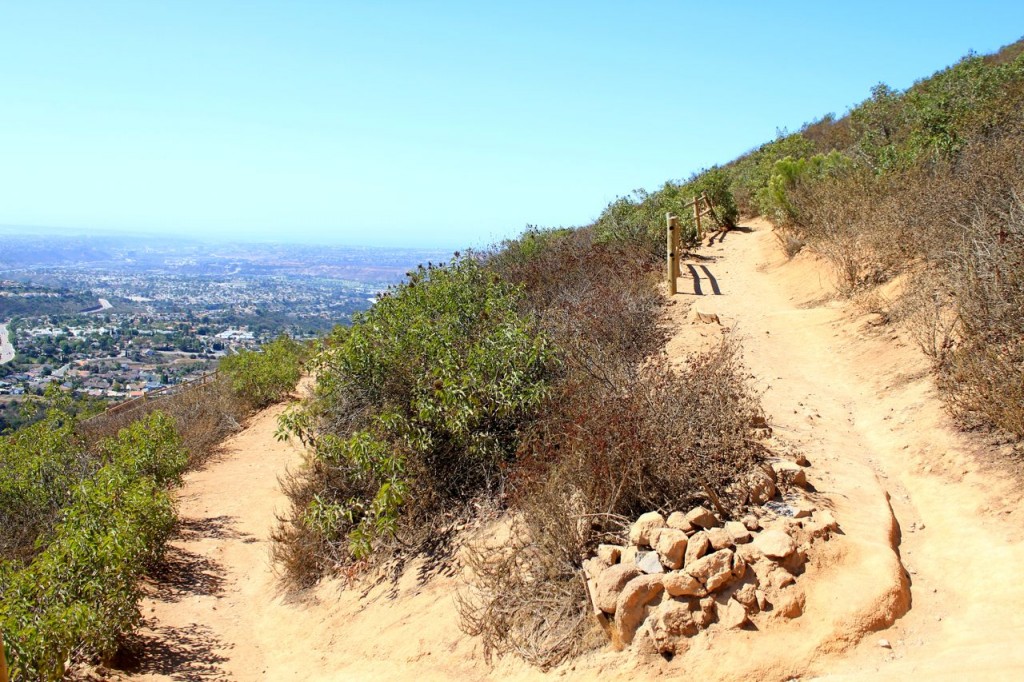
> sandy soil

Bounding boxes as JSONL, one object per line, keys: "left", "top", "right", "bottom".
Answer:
{"left": 111, "top": 219, "right": 1024, "bottom": 681}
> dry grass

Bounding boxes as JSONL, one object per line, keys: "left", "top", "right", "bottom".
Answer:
{"left": 459, "top": 341, "right": 766, "bottom": 668}
{"left": 78, "top": 376, "right": 246, "bottom": 468}
{"left": 788, "top": 136, "right": 1024, "bottom": 439}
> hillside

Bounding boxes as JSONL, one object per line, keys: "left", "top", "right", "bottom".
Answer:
{"left": 103, "top": 219, "right": 1024, "bottom": 681}
{"left": 6, "top": 34, "right": 1024, "bottom": 682}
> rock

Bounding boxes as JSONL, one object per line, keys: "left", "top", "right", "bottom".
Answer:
{"left": 771, "top": 585, "right": 805, "bottom": 619}
{"left": 731, "top": 551, "right": 747, "bottom": 580}
{"left": 685, "top": 549, "right": 736, "bottom": 593}
{"left": 648, "top": 600, "right": 700, "bottom": 654}
{"left": 755, "top": 589, "right": 768, "bottom": 611}
{"left": 647, "top": 526, "right": 664, "bottom": 548}
{"left": 804, "top": 510, "right": 839, "bottom": 540}
{"left": 879, "top": 638, "right": 891, "bottom": 649}
{"left": 767, "top": 566, "right": 796, "bottom": 591}
{"left": 747, "top": 470, "right": 777, "bottom": 504}
{"left": 685, "top": 506, "right": 719, "bottom": 529}
{"left": 724, "top": 521, "right": 752, "bottom": 545}
{"left": 741, "top": 514, "right": 761, "bottom": 532}
{"left": 654, "top": 528, "right": 688, "bottom": 570}
{"left": 735, "top": 542, "right": 760, "bottom": 566}
{"left": 615, "top": 574, "right": 665, "bottom": 644}
{"left": 795, "top": 453, "right": 810, "bottom": 467}
{"left": 772, "top": 461, "right": 809, "bottom": 489}
{"left": 696, "top": 597, "right": 717, "bottom": 628}
{"left": 594, "top": 563, "right": 641, "bottom": 614}
{"left": 597, "top": 544, "right": 623, "bottom": 565}
{"left": 629, "top": 511, "right": 666, "bottom": 547}
{"left": 693, "top": 308, "right": 721, "bottom": 325}
{"left": 621, "top": 546, "right": 638, "bottom": 565}
{"left": 684, "top": 530, "right": 711, "bottom": 567}
{"left": 582, "top": 556, "right": 603, "bottom": 576}
{"left": 792, "top": 499, "right": 814, "bottom": 519}
{"left": 663, "top": 571, "right": 704, "bottom": 597}
{"left": 733, "top": 583, "right": 759, "bottom": 613}
{"left": 636, "top": 550, "right": 665, "bottom": 575}
{"left": 706, "top": 527, "right": 733, "bottom": 550}
{"left": 753, "top": 529, "right": 797, "bottom": 560}
{"left": 719, "top": 598, "right": 749, "bottom": 629}
{"left": 665, "top": 511, "right": 694, "bottom": 533}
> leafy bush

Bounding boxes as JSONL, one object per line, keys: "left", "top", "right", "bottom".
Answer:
{"left": 274, "top": 256, "right": 554, "bottom": 580}
{"left": 593, "top": 167, "right": 740, "bottom": 256}
{"left": 220, "top": 334, "right": 305, "bottom": 409}
{"left": 758, "top": 151, "right": 854, "bottom": 225}
{"left": 0, "top": 396, "right": 91, "bottom": 563}
{"left": 0, "top": 411, "right": 186, "bottom": 681}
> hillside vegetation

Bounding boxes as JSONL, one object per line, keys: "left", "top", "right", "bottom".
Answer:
{"left": 1, "top": 342, "right": 304, "bottom": 681}
{"left": 597, "top": 38, "right": 1024, "bottom": 440}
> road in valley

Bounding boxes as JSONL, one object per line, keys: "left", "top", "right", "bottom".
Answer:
{"left": 0, "top": 322, "right": 14, "bottom": 364}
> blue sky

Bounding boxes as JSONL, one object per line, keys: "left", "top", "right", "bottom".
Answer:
{"left": 1, "top": 2, "right": 1023, "bottom": 248}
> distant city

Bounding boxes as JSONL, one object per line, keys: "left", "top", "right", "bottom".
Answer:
{"left": 0, "top": 227, "right": 450, "bottom": 429}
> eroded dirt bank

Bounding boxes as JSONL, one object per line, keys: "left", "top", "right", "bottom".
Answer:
{"left": 111, "top": 219, "right": 1024, "bottom": 681}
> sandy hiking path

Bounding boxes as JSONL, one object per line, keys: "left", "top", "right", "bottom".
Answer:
{"left": 113, "top": 219, "right": 1024, "bottom": 681}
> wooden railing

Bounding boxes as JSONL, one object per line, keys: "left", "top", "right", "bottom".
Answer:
{"left": 665, "top": 192, "right": 726, "bottom": 295}
{"left": 83, "top": 369, "right": 220, "bottom": 424}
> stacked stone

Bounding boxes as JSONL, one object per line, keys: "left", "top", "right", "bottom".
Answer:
{"left": 581, "top": 498, "right": 838, "bottom": 656}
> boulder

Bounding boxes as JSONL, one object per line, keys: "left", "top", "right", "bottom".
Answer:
{"left": 648, "top": 600, "right": 700, "bottom": 652}
{"left": 735, "top": 542, "right": 760, "bottom": 566}
{"left": 766, "top": 566, "right": 796, "bottom": 591}
{"left": 685, "top": 549, "right": 736, "bottom": 593}
{"left": 636, "top": 550, "right": 665, "bottom": 575}
{"left": 621, "top": 546, "right": 638, "bottom": 565}
{"left": 594, "top": 563, "right": 641, "bottom": 614}
{"left": 684, "top": 530, "right": 711, "bottom": 567}
{"left": 747, "top": 470, "right": 777, "bottom": 504}
{"left": 795, "top": 453, "right": 810, "bottom": 467}
{"left": 725, "top": 520, "right": 752, "bottom": 545}
{"left": 733, "top": 583, "right": 759, "bottom": 613}
{"left": 707, "top": 526, "right": 734, "bottom": 550}
{"left": 771, "top": 461, "right": 808, "bottom": 489}
{"left": 718, "top": 598, "right": 749, "bottom": 629}
{"left": 629, "top": 511, "right": 666, "bottom": 547}
{"left": 614, "top": 574, "right": 665, "bottom": 644}
{"left": 753, "top": 529, "right": 796, "bottom": 560}
{"left": 696, "top": 597, "right": 717, "bottom": 628}
{"left": 685, "top": 506, "right": 719, "bottom": 529}
{"left": 741, "top": 514, "right": 761, "bottom": 532}
{"left": 770, "top": 585, "right": 805, "bottom": 619}
{"left": 655, "top": 528, "right": 689, "bottom": 570}
{"left": 597, "top": 544, "right": 623, "bottom": 565}
{"left": 663, "top": 570, "right": 704, "bottom": 597}
{"left": 666, "top": 511, "right": 694, "bottom": 533}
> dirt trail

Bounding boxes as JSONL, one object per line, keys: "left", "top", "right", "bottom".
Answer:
{"left": 115, "top": 219, "right": 1024, "bottom": 681}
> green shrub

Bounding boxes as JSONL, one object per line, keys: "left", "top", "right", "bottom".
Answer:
{"left": 0, "top": 397, "right": 92, "bottom": 562}
{"left": 0, "top": 412, "right": 186, "bottom": 681}
{"left": 275, "top": 255, "right": 554, "bottom": 575}
{"left": 758, "top": 151, "right": 854, "bottom": 225}
{"left": 220, "top": 334, "right": 304, "bottom": 409}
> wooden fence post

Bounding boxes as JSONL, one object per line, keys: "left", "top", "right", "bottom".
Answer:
{"left": 1, "top": 629, "right": 10, "bottom": 682}
{"left": 693, "top": 195, "right": 702, "bottom": 242}
{"left": 666, "top": 212, "right": 677, "bottom": 295}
